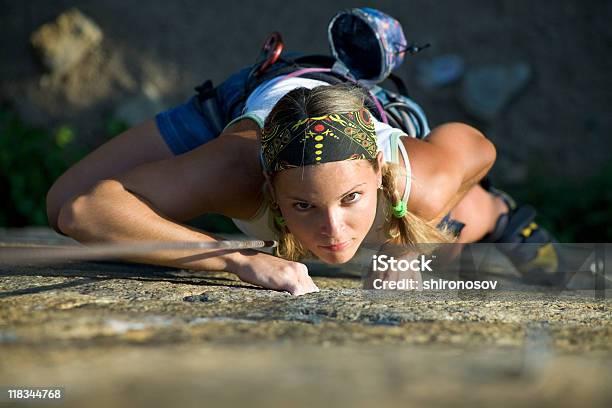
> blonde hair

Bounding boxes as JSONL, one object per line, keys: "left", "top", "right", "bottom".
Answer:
{"left": 263, "top": 84, "right": 455, "bottom": 261}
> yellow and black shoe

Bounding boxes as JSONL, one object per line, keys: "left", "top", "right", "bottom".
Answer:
{"left": 480, "top": 189, "right": 568, "bottom": 286}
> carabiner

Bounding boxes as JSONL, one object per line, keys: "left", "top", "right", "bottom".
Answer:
{"left": 254, "top": 31, "right": 284, "bottom": 77}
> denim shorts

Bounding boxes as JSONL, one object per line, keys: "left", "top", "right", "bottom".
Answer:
{"left": 437, "top": 213, "right": 466, "bottom": 237}
{"left": 155, "top": 65, "right": 254, "bottom": 155}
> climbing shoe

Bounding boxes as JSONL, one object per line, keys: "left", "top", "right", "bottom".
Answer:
{"left": 481, "top": 188, "right": 568, "bottom": 286}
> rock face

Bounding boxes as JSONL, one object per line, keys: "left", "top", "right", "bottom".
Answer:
{"left": 113, "top": 83, "right": 165, "bottom": 126}
{"left": 416, "top": 54, "right": 465, "bottom": 89}
{"left": 30, "top": 8, "right": 103, "bottom": 75}
{"left": 459, "top": 63, "right": 531, "bottom": 121}
{"left": 0, "top": 228, "right": 610, "bottom": 407}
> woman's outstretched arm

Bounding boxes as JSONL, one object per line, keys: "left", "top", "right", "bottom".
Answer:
{"left": 58, "top": 178, "right": 317, "bottom": 296}
{"left": 55, "top": 119, "right": 319, "bottom": 296}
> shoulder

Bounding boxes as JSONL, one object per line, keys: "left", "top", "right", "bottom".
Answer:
{"left": 398, "top": 122, "right": 494, "bottom": 221}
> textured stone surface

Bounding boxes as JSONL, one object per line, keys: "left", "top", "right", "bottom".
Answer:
{"left": 30, "top": 8, "right": 103, "bottom": 75}
{"left": 460, "top": 63, "right": 531, "bottom": 121}
{"left": 113, "top": 83, "right": 165, "bottom": 126}
{"left": 0, "top": 229, "right": 610, "bottom": 407}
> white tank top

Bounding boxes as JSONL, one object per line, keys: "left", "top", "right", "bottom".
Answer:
{"left": 226, "top": 75, "right": 413, "bottom": 243}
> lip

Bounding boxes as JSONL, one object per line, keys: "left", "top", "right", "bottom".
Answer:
{"left": 319, "top": 240, "right": 352, "bottom": 252}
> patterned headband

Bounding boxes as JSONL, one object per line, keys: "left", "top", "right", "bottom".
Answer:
{"left": 261, "top": 109, "right": 378, "bottom": 172}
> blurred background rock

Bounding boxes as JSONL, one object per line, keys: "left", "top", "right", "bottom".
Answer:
{"left": 0, "top": 0, "right": 610, "bottom": 240}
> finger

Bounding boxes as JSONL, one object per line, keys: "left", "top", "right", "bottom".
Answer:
{"left": 295, "top": 276, "right": 319, "bottom": 295}
{"left": 284, "top": 275, "right": 311, "bottom": 296}
{"left": 306, "top": 279, "right": 320, "bottom": 293}
{"left": 296, "top": 265, "right": 319, "bottom": 292}
{"left": 304, "top": 274, "right": 320, "bottom": 293}
{"left": 290, "top": 276, "right": 319, "bottom": 296}
{"left": 300, "top": 270, "right": 319, "bottom": 292}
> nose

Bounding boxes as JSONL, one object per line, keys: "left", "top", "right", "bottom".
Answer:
{"left": 319, "top": 207, "right": 346, "bottom": 237}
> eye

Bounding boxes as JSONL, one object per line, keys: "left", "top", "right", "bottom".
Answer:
{"left": 342, "top": 192, "right": 362, "bottom": 204}
{"left": 293, "top": 202, "right": 313, "bottom": 211}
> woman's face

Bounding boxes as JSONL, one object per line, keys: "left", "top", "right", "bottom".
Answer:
{"left": 273, "top": 153, "right": 383, "bottom": 264}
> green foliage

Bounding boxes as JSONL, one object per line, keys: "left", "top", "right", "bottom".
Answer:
{"left": 0, "top": 107, "right": 84, "bottom": 226}
{"left": 508, "top": 163, "right": 612, "bottom": 242}
{"left": 0, "top": 106, "right": 133, "bottom": 227}
{"left": 106, "top": 118, "right": 129, "bottom": 139}
{"left": 55, "top": 125, "right": 75, "bottom": 148}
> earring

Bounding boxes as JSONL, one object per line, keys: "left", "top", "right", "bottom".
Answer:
{"left": 378, "top": 184, "right": 383, "bottom": 190}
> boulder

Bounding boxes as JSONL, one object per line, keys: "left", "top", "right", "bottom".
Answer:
{"left": 459, "top": 63, "right": 531, "bottom": 121}
{"left": 30, "top": 8, "right": 103, "bottom": 76}
{"left": 415, "top": 54, "right": 465, "bottom": 89}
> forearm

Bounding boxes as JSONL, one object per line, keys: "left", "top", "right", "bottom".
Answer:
{"left": 433, "top": 153, "right": 494, "bottom": 220}
{"left": 57, "top": 179, "right": 253, "bottom": 273}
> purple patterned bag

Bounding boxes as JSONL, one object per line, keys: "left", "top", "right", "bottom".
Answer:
{"left": 328, "top": 7, "right": 408, "bottom": 84}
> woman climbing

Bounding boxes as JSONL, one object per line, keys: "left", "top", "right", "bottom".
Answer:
{"left": 46, "top": 8, "right": 564, "bottom": 295}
